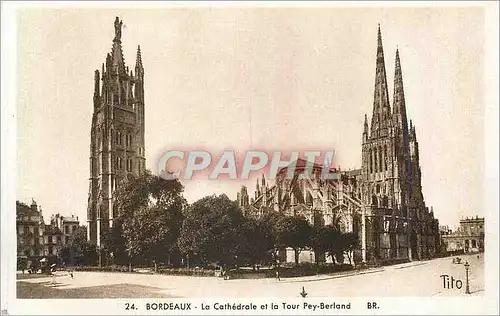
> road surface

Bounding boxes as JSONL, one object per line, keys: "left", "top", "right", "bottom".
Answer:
{"left": 17, "top": 254, "right": 483, "bottom": 298}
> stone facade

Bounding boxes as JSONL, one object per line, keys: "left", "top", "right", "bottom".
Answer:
{"left": 237, "top": 26, "right": 440, "bottom": 264}
{"left": 16, "top": 200, "right": 45, "bottom": 258}
{"left": 16, "top": 200, "right": 81, "bottom": 258}
{"left": 87, "top": 17, "right": 146, "bottom": 246}
{"left": 441, "top": 217, "right": 484, "bottom": 253}
{"left": 50, "top": 214, "right": 80, "bottom": 245}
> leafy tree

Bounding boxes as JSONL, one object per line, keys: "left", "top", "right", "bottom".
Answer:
{"left": 178, "top": 194, "right": 244, "bottom": 268}
{"left": 114, "top": 170, "right": 187, "bottom": 265}
{"left": 101, "top": 223, "right": 127, "bottom": 265}
{"left": 275, "top": 215, "right": 313, "bottom": 264}
{"left": 340, "top": 232, "right": 359, "bottom": 265}
{"left": 57, "top": 245, "right": 71, "bottom": 264}
{"left": 68, "top": 226, "right": 98, "bottom": 265}
{"left": 238, "top": 216, "right": 275, "bottom": 267}
{"left": 259, "top": 211, "right": 286, "bottom": 262}
{"left": 312, "top": 225, "right": 342, "bottom": 264}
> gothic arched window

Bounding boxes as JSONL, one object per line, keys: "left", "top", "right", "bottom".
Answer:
{"left": 378, "top": 146, "right": 383, "bottom": 172}
{"left": 384, "top": 145, "right": 388, "bottom": 171}
{"left": 373, "top": 147, "right": 378, "bottom": 173}
{"left": 369, "top": 149, "right": 373, "bottom": 173}
{"left": 306, "top": 191, "right": 313, "bottom": 206}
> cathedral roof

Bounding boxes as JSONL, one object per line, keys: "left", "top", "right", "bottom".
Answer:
{"left": 277, "top": 157, "right": 336, "bottom": 177}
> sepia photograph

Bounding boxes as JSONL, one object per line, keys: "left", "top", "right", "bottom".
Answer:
{"left": 1, "top": 1, "right": 498, "bottom": 315}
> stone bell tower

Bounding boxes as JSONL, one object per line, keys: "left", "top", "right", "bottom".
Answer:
{"left": 87, "top": 17, "right": 146, "bottom": 245}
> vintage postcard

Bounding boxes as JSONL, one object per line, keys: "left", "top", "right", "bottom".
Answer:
{"left": 1, "top": 1, "right": 498, "bottom": 315}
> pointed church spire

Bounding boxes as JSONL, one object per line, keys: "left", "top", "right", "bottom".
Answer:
{"left": 363, "top": 114, "right": 369, "bottom": 135}
{"left": 135, "top": 45, "right": 144, "bottom": 77}
{"left": 94, "top": 70, "right": 100, "bottom": 97}
{"left": 136, "top": 45, "right": 143, "bottom": 67}
{"left": 393, "top": 48, "right": 409, "bottom": 139}
{"left": 371, "top": 25, "right": 391, "bottom": 138}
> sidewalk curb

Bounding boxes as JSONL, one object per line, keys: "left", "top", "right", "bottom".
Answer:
{"left": 283, "top": 268, "right": 385, "bottom": 283}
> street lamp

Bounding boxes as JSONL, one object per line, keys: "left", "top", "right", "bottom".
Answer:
{"left": 464, "top": 261, "right": 470, "bottom": 294}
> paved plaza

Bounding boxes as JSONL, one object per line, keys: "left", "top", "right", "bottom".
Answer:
{"left": 17, "top": 254, "right": 484, "bottom": 298}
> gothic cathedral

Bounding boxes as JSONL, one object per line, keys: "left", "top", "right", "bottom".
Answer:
{"left": 238, "top": 26, "right": 439, "bottom": 264}
{"left": 87, "top": 17, "right": 146, "bottom": 245}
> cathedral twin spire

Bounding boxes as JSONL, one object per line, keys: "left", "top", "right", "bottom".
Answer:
{"left": 368, "top": 25, "right": 408, "bottom": 139}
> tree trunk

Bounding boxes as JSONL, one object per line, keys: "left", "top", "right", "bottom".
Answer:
{"left": 330, "top": 253, "right": 336, "bottom": 265}
{"left": 295, "top": 249, "right": 299, "bottom": 265}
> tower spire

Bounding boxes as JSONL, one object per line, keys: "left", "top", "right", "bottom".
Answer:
{"left": 371, "top": 25, "right": 391, "bottom": 138}
{"left": 93, "top": 69, "right": 100, "bottom": 97}
{"left": 135, "top": 45, "right": 144, "bottom": 76}
{"left": 364, "top": 114, "right": 369, "bottom": 134}
{"left": 393, "top": 48, "right": 409, "bottom": 138}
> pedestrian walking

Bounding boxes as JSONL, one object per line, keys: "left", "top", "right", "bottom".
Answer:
{"left": 51, "top": 269, "right": 56, "bottom": 286}
{"left": 275, "top": 268, "right": 280, "bottom": 281}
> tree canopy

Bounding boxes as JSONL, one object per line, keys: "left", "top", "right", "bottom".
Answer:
{"left": 112, "top": 170, "right": 187, "bottom": 265}
{"left": 178, "top": 194, "right": 245, "bottom": 267}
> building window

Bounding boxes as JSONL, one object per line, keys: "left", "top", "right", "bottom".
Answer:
{"left": 368, "top": 149, "right": 372, "bottom": 173}
{"left": 117, "top": 157, "right": 123, "bottom": 170}
{"left": 125, "top": 134, "right": 132, "bottom": 147}
{"left": 383, "top": 195, "right": 389, "bottom": 207}
{"left": 65, "top": 226, "right": 69, "bottom": 234}
{"left": 116, "top": 132, "right": 123, "bottom": 145}
{"left": 48, "top": 236, "right": 53, "bottom": 244}
{"left": 378, "top": 146, "right": 383, "bottom": 172}
{"left": 384, "top": 146, "right": 388, "bottom": 171}
{"left": 65, "top": 236, "right": 69, "bottom": 244}
{"left": 73, "top": 225, "right": 77, "bottom": 232}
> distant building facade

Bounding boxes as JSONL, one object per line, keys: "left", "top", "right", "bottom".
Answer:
{"left": 441, "top": 217, "right": 484, "bottom": 253}
{"left": 51, "top": 213, "right": 80, "bottom": 245}
{"left": 16, "top": 200, "right": 45, "bottom": 258}
{"left": 16, "top": 200, "right": 81, "bottom": 259}
{"left": 87, "top": 17, "right": 146, "bottom": 246}
{"left": 238, "top": 26, "right": 440, "bottom": 264}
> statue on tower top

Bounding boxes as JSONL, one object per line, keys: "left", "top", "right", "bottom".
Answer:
{"left": 114, "top": 17, "right": 123, "bottom": 42}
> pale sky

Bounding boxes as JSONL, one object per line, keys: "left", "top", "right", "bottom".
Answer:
{"left": 16, "top": 6, "right": 486, "bottom": 229}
